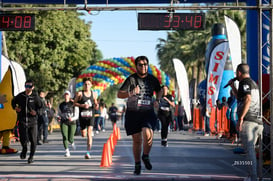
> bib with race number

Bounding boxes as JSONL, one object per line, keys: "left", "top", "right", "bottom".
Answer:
{"left": 80, "top": 110, "right": 93, "bottom": 117}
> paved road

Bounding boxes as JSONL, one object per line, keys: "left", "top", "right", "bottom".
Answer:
{"left": 0, "top": 122, "right": 259, "bottom": 180}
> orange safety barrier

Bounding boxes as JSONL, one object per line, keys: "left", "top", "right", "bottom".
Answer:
{"left": 193, "top": 106, "right": 231, "bottom": 136}
{"left": 209, "top": 107, "right": 216, "bottom": 134}
{"left": 199, "top": 109, "right": 205, "bottom": 131}
{"left": 221, "top": 106, "right": 230, "bottom": 137}
{"left": 193, "top": 108, "right": 204, "bottom": 131}
{"left": 193, "top": 108, "right": 199, "bottom": 130}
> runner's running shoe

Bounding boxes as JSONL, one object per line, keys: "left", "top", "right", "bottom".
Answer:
{"left": 85, "top": 152, "right": 91, "bottom": 159}
{"left": 134, "top": 162, "right": 141, "bottom": 175}
{"left": 142, "top": 155, "right": 152, "bottom": 170}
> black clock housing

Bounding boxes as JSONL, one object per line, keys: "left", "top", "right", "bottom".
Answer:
{"left": 138, "top": 13, "right": 205, "bottom": 30}
{"left": 0, "top": 14, "right": 35, "bottom": 31}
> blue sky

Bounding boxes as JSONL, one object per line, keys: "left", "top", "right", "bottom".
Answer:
{"left": 82, "top": 11, "right": 168, "bottom": 67}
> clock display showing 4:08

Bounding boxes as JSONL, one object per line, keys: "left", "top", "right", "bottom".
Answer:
{"left": 0, "top": 14, "right": 35, "bottom": 31}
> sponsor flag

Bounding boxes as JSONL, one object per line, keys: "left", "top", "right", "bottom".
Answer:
{"left": 206, "top": 42, "right": 229, "bottom": 113}
{"left": 224, "top": 15, "right": 242, "bottom": 74}
{"left": 172, "top": 58, "right": 191, "bottom": 122}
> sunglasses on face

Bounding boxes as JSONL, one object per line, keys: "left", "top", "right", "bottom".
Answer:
{"left": 137, "top": 63, "right": 148, "bottom": 67}
{"left": 25, "top": 85, "right": 33, "bottom": 89}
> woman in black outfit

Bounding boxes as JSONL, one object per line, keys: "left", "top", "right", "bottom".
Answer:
{"left": 158, "top": 85, "right": 175, "bottom": 147}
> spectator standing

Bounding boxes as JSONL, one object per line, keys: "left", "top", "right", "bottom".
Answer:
{"left": 99, "top": 103, "right": 107, "bottom": 132}
{"left": 158, "top": 85, "right": 175, "bottom": 147}
{"left": 226, "top": 91, "right": 238, "bottom": 142}
{"left": 93, "top": 104, "right": 101, "bottom": 134}
{"left": 229, "top": 63, "right": 263, "bottom": 180}
{"left": 121, "top": 105, "right": 126, "bottom": 127}
{"left": 117, "top": 56, "right": 162, "bottom": 175}
{"left": 215, "top": 99, "right": 222, "bottom": 137}
{"left": 37, "top": 91, "right": 49, "bottom": 144}
{"left": 12, "top": 80, "right": 42, "bottom": 164}
{"left": 216, "top": 99, "right": 222, "bottom": 110}
{"left": 47, "top": 101, "right": 56, "bottom": 134}
{"left": 74, "top": 77, "right": 98, "bottom": 159}
{"left": 204, "top": 107, "right": 211, "bottom": 136}
{"left": 220, "top": 97, "right": 228, "bottom": 108}
{"left": 177, "top": 101, "right": 185, "bottom": 131}
{"left": 58, "top": 90, "right": 79, "bottom": 157}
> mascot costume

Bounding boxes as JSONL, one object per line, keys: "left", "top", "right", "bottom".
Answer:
{"left": 0, "top": 55, "right": 26, "bottom": 154}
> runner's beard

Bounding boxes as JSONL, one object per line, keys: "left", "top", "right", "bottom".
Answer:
{"left": 137, "top": 70, "right": 148, "bottom": 76}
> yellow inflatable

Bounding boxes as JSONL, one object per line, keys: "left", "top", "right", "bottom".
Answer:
{"left": 0, "top": 55, "right": 26, "bottom": 154}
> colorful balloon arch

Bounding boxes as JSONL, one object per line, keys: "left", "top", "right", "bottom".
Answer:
{"left": 76, "top": 57, "right": 175, "bottom": 96}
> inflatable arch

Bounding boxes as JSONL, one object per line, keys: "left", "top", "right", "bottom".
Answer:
{"left": 76, "top": 57, "right": 175, "bottom": 96}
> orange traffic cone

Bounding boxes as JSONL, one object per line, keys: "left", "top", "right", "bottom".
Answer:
{"left": 110, "top": 133, "right": 116, "bottom": 152}
{"left": 113, "top": 132, "right": 118, "bottom": 145}
{"left": 113, "top": 123, "right": 117, "bottom": 132}
{"left": 106, "top": 139, "right": 112, "bottom": 165}
{"left": 117, "top": 127, "right": 121, "bottom": 140}
{"left": 100, "top": 143, "right": 110, "bottom": 167}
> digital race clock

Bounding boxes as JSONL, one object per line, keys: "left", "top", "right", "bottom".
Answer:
{"left": 0, "top": 14, "right": 35, "bottom": 31}
{"left": 138, "top": 13, "right": 205, "bottom": 30}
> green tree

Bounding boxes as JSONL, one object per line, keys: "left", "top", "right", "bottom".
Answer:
{"left": 6, "top": 10, "right": 101, "bottom": 100}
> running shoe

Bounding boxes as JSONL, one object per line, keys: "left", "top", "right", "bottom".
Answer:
{"left": 85, "top": 152, "right": 91, "bottom": 159}
{"left": 161, "top": 140, "right": 168, "bottom": 147}
{"left": 20, "top": 151, "right": 26, "bottom": 159}
{"left": 28, "top": 157, "right": 34, "bottom": 164}
{"left": 64, "top": 150, "right": 70, "bottom": 157}
{"left": 134, "top": 162, "right": 141, "bottom": 175}
{"left": 142, "top": 155, "right": 152, "bottom": 170}
{"left": 71, "top": 142, "right": 76, "bottom": 150}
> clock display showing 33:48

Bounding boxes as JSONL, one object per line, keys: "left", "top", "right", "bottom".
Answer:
{"left": 138, "top": 13, "right": 205, "bottom": 30}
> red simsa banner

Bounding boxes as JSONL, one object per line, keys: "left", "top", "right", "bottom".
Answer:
{"left": 206, "top": 41, "right": 229, "bottom": 113}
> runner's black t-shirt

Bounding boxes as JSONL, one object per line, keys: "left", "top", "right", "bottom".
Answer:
{"left": 159, "top": 94, "right": 174, "bottom": 111}
{"left": 120, "top": 73, "right": 161, "bottom": 111}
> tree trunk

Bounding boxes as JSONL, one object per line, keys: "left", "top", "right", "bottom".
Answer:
{"left": 191, "top": 64, "right": 198, "bottom": 101}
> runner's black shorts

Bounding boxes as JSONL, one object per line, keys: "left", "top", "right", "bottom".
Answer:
{"left": 110, "top": 116, "right": 117, "bottom": 123}
{"left": 125, "top": 110, "right": 157, "bottom": 135}
{"left": 79, "top": 116, "right": 94, "bottom": 130}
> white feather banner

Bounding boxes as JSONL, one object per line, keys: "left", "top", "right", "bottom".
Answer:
{"left": 224, "top": 15, "right": 242, "bottom": 73}
{"left": 172, "top": 58, "right": 191, "bottom": 122}
{"left": 1, "top": 55, "right": 26, "bottom": 96}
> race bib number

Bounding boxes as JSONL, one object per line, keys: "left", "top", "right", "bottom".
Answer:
{"left": 81, "top": 110, "right": 92, "bottom": 117}
{"left": 160, "top": 107, "right": 170, "bottom": 111}
{"left": 138, "top": 100, "right": 151, "bottom": 106}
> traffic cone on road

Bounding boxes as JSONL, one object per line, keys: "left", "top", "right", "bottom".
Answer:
{"left": 110, "top": 133, "right": 115, "bottom": 152}
{"left": 106, "top": 139, "right": 112, "bottom": 165}
{"left": 113, "top": 123, "right": 117, "bottom": 132}
{"left": 100, "top": 143, "right": 110, "bottom": 167}
{"left": 116, "top": 127, "right": 121, "bottom": 140}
